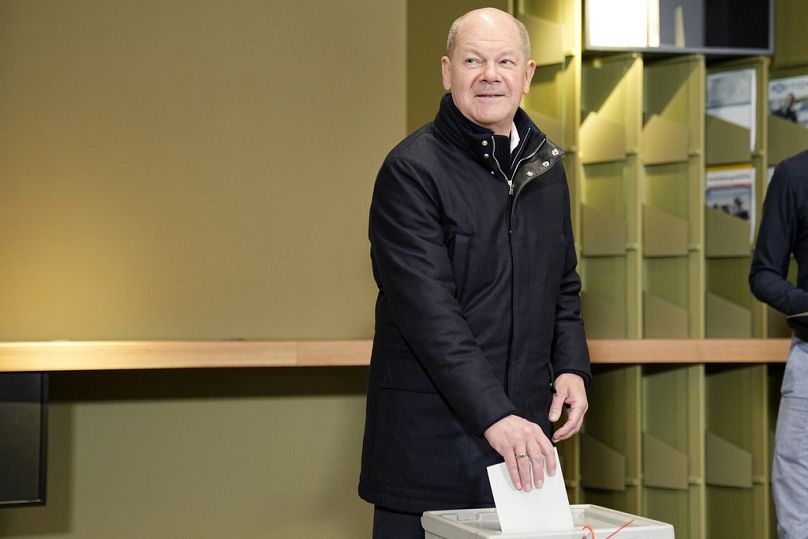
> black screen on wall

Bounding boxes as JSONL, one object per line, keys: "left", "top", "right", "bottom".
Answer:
{"left": 704, "top": 0, "right": 771, "bottom": 50}
{"left": 0, "top": 373, "right": 48, "bottom": 507}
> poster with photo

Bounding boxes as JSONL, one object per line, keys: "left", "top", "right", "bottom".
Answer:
{"left": 769, "top": 75, "right": 808, "bottom": 128}
{"left": 705, "top": 165, "right": 756, "bottom": 241}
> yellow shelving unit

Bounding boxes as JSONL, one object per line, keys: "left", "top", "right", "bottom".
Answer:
{"left": 579, "top": 364, "right": 642, "bottom": 513}
{"left": 516, "top": 1, "right": 782, "bottom": 536}
{"left": 704, "top": 364, "right": 770, "bottom": 539}
{"left": 642, "top": 364, "right": 705, "bottom": 539}
{"left": 704, "top": 58, "right": 769, "bottom": 339}
{"left": 579, "top": 54, "right": 643, "bottom": 339}
{"left": 642, "top": 56, "right": 705, "bottom": 338}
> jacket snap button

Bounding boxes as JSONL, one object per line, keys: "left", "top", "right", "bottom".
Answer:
{"left": 526, "top": 171, "right": 534, "bottom": 177}
{"left": 542, "top": 161, "right": 550, "bottom": 167}
{"left": 483, "top": 153, "right": 490, "bottom": 159}
{"left": 551, "top": 148, "right": 560, "bottom": 156}
{"left": 490, "top": 170, "right": 495, "bottom": 175}
{"left": 482, "top": 140, "right": 489, "bottom": 147}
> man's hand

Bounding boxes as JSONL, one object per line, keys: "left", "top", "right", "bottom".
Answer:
{"left": 549, "top": 373, "right": 588, "bottom": 443}
{"left": 483, "top": 415, "right": 555, "bottom": 492}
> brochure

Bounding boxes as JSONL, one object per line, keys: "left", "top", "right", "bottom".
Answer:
{"left": 769, "top": 75, "right": 808, "bottom": 128}
{"left": 705, "top": 165, "right": 756, "bottom": 241}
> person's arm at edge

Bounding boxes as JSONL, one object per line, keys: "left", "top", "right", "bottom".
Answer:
{"left": 750, "top": 159, "right": 808, "bottom": 314}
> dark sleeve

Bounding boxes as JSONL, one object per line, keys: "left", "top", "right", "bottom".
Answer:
{"left": 370, "top": 157, "right": 517, "bottom": 435}
{"left": 749, "top": 160, "right": 808, "bottom": 315}
{"left": 550, "top": 172, "right": 591, "bottom": 386}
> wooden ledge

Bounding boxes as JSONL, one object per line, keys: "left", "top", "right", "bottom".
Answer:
{"left": 0, "top": 339, "right": 790, "bottom": 373}
{"left": 588, "top": 339, "right": 790, "bottom": 364}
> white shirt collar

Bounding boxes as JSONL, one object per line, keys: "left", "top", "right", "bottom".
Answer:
{"left": 509, "top": 121, "right": 520, "bottom": 153}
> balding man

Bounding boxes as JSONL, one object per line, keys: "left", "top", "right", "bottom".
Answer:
{"left": 359, "top": 8, "right": 590, "bottom": 537}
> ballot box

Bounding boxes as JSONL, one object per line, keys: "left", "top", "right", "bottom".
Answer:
{"left": 422, "top": 504, "right": 675, "bottom": 539}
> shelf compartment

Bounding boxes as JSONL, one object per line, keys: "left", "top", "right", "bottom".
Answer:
{"left": 705, "top": 364, "right": 768, "bottom": 481}
{"left": 518, "top": 0, "right": 579, "bottom": 59}
{"left": 582, "top": 54, "right": 642, "bottom": 157}
{"left": 580, "top": 434, "right": 627, "bottom": 491}
{"left": 641, "top": 114, "right": 689, "bottom": 165}
{"left": 643, "top": 161, "right": 692, "bottom": 245}
{"left": 705, "top": 292, "right": 753, "bottom": 338}
{"left": 643, "top": 432, "right": 689, "bottom": 490}
{"left": 642, "top": 364, "right": 703, "bottom": 486}
{"left": 644, "top": 56, "right": 704, "bottom": 155}
{"left": 580, "top": 363, "right": 641, "bottom": 513}
{"left": 581, "top": 289, "right": 628, "bottom": 339}
{"left": 643, "top": 291, "right": 689, "bottom": 338}
{"left": 582, "top": 204, "right": 626, "bottom": 256}
{"left": 705, "top": 431, "right": 753, "bottom": 488}
{"left": 706, "top": 257, "right": 754, "bottom": 308}
{"left": 581, "top": 256, "right": 629, "bottom": 338}
{"left": 642, "top": 364, "right": 704, "bottom": 538}
{"left": 643, "top": 205, "right": 689, "bottom": 257}
{"left": 580, "top": 112, "right": 627, "bottom": 163}
{"left": 705, "top": 256, "right": 760, "bottom": 337}
{"left": 705, "top": 115, "right": 752, "bottom": 166}
{"left": 705, "top": 363, "right": 770, "bottom": 538}
{"left": 704, "top": 206, "right": 752, "bottom": 257}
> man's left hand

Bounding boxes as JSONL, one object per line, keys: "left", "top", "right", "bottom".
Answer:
{"left": 548, "top": 373, "right": 588, "bottom": 443}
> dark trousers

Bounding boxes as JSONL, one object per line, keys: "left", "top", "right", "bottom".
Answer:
{"left": 373, "top": 506, "right": 424, "bottom": 539}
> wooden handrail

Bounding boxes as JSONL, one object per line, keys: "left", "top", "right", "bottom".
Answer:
{"left": 0, "top": 339, "right": 790, "bottom": 373}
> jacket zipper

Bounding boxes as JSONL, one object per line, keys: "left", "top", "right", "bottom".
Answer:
{"left": 490, "top": 135, "right": 515, "bottom": 195}
{"left": 503, "top": 136, "right": 548, "bottom": 232}
{"left": 491, "top": 130, "right": 535, "bottom": 195}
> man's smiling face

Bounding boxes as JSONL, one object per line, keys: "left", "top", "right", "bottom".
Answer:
{"left": 441, "top": 10, "right": 536, "bottom": 136}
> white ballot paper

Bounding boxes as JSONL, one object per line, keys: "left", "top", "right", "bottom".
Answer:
{"left": 486, "top": 447, "right": 575, "bottom": 533}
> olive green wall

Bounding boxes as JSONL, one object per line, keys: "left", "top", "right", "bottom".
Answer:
{"left": 773, "top": 0, "right": 808, "bottom": 69}
{"left": 0, "top": 369, "right": 370, "bottom": 538}
{"left": 0, "top": 0, "right": 404, "bottom": 341}
{"left": 0, "top": 0, "right": 405, "bottom": 537}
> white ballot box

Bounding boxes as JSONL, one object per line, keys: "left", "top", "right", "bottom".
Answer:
{"left": 422, "top": 504, "right": 674, "bottom": 539}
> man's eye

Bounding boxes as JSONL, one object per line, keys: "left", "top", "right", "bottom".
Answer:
{"left": 465, "top": 58, "right": 480, "bottom": 64}
{"left": 501, "top": 59, "right": 515, "bottom": 65}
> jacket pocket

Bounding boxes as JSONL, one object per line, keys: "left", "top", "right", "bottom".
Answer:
{"left": 448, "top": 232, "right": 472, "bottom": 301}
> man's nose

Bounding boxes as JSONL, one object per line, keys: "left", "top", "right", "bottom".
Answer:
{"left": 482, "top": 61, "right": 501, "bottom": 82}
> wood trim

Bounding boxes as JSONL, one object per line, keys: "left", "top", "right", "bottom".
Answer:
{"left": 587, "top": 339, "right": 790, "bottom": 364}
{"left": 0, "top": 339, "right": 790, "bottom": 373}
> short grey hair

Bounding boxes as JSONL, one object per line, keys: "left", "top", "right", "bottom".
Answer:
{"left": 446, "top": 10, "right": 531, "bottom": 60}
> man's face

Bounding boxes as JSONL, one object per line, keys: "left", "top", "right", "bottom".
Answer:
{"left": 441, "top": 13, "right": 535, "bottom": 136}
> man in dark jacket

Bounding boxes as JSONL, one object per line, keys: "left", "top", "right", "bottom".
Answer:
{"left": 359, "top": 8, "right": 591, "bottom": 538}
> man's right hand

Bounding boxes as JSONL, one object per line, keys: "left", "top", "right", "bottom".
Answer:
{"left": 483, "top": 414, "right": 556, "bottom": 492}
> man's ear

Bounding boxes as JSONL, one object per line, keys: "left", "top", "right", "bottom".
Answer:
{"left": 441, "top": 56, "right": 452, "bottom": 91}
{"left": 522, "top": 60, "right": 536, "bottom": 95}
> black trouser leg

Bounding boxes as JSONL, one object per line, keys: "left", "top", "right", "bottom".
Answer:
{"left": 372, "top": 506, "right": 424, "bottom": 539}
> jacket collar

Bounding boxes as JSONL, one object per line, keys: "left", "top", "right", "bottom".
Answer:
{"left": 433, "top": 93, "right": 545, "bottom": 170}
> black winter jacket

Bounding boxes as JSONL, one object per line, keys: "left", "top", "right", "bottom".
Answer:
{"left": 359, "top": 94, "right": 590, "bottom": 513}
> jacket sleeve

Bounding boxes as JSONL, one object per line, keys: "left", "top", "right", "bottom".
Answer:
{"left": 550, "top": 174, "right": 591, "bottom": 386}
{"left": 369, "top": 156, "right": 517, "bottom": 435}
{"left": 749, "top": 160, "right": 808, "bottom": 315}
